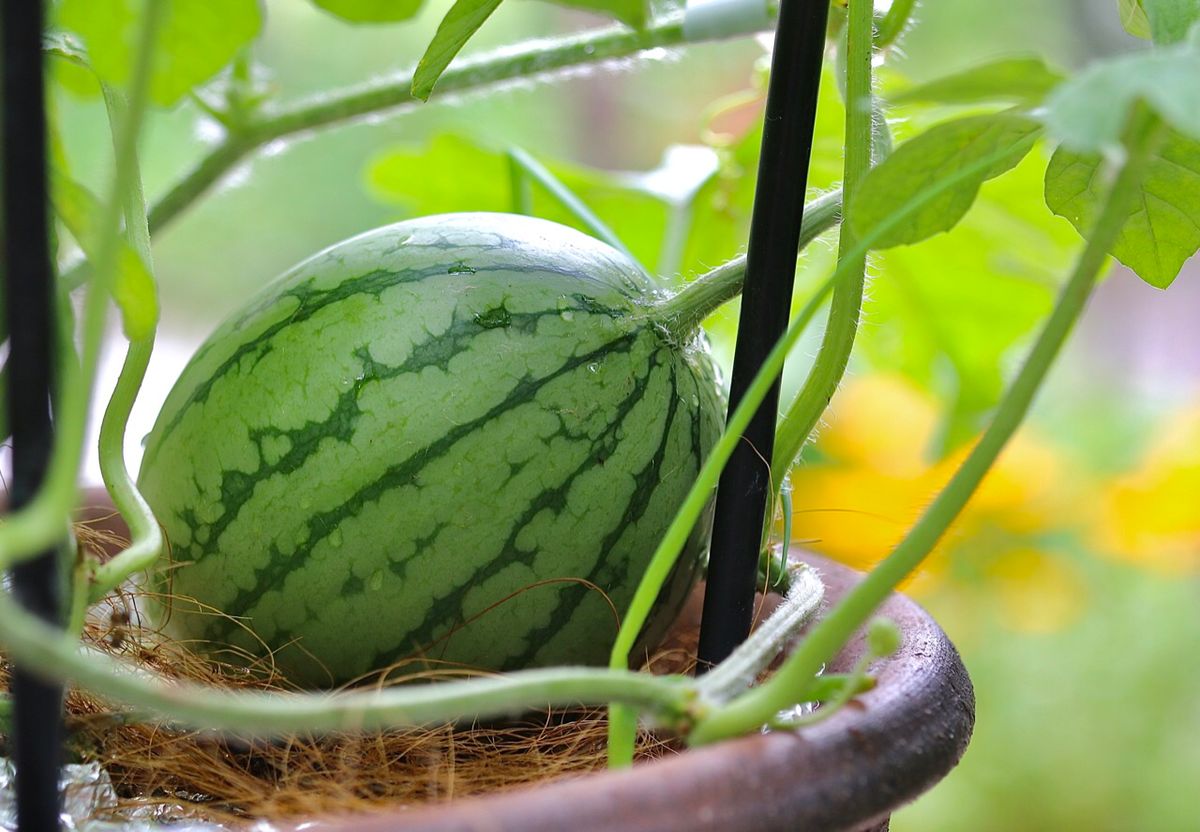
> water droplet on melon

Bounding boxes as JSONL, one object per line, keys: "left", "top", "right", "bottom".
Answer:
{"left": 474, "top": 305, "right": 511, "bottom": 329}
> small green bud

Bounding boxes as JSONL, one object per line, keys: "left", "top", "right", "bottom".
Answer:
{"left": 866, "top": 617, "right": 903, "bottom": 658}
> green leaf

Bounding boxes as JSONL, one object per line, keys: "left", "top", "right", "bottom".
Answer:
{"left": 889, "top": 57, "right": 1065, "bottom": 106}
{"left": 548, "top": 0, "right": 647, "bottom": 28}
{"left": 849, "top": 113, "right": 1043, "bottom": 248}
{"left": 1045, "top": 128, "right": 1200, "bottom": 288}
{"left": 45, "top": 77, "right": 74, "bottom": 175}
{"left": 411, "top": 0, "right": 648, "bottom": 101}
{"left": 42, "top": 31, "right": 90, "bottom": 68}
{"left": 56, "top": 0, "right": 262, "bottom": 107}
{"left": 51, "top": 172, "right": 158, "bottom": 339}
{"left": 1142, "top": 0, "right": 1200, "bottom": 44}
{"left": 412, "top": 0, "right": 505, "bottom": 102}
{"left": 1120, "top": 0, "right": 1153, "bottom": 38}
{"left": 866, "top": 618, "right": 903, "bottom": 658}
{"left": 365, "top": 134, "right": 672, "bottom": 269}
{"left": 110, "top": 247, "right": 159, "bottom": 340}
{"left": 310, "top": 0, "right": 426, "bottom": 23}
{"left": 1042, "top": 40, "right": 1200, "bottom": 151}
{"left": 45, "top": 30, "right": 104, "bottom": 98}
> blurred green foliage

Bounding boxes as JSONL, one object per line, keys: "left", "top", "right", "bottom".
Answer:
{"left": 865, "top": 149, "right": 1079, "bottom": 450}
{"left": 1041, "top": 35, "right": 1200, "bottom": 152}
{"left": 366, "top": 134, "right": 675, "bottom": 272}
{"left": 312, "top": 0, "right": 426, "bottom": 23}
{"left": 888, "top": 56, "right": 1065, "bottom": 106}
{"left": 57, "top": 0, "right": 263, "bottom": 106}
{"left": 897, "top": 559, "right": 1200, "bottom": 831}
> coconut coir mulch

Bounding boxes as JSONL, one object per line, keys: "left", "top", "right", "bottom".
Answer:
{"left": 0, "top": 519, "right": 717, "bottom": 827}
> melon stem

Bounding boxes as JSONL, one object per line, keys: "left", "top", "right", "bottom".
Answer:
{"left": 651, "top": 188, "right": 842, "bottom": 341}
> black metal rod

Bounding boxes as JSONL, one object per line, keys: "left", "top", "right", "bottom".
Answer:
{"left": 697, "top": 0, "right": 831, "bottom": 670}
{"left": 2, "top": 0, "right": 66, "bottom": 828}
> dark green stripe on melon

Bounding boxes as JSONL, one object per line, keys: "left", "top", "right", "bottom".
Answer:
{"left": 138, "top": 213, "right": 724, "bottom": 687}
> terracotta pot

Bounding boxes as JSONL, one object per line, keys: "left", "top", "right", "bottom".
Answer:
{"left": 75, "top": 492, "right": 974, "bottom": 831}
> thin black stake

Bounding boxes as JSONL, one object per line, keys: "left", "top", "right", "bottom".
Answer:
{"left": 2, "top": 0, "right": 66, "bottom": 828}
{"left": 697, "top": 0, "right": 831, "bottom": 670}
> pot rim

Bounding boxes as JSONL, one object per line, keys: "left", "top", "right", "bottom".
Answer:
{"left": 295, "top": 550, "right": 975, "bottom": 832}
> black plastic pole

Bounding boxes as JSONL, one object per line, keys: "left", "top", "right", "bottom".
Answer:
{"left": 697, "top": 0, "right": 831, "bottom": 670}
{"left": 2, "top": 0, "right": 67, "bottom": 828}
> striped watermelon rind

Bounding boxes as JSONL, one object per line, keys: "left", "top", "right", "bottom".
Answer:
{"left": 138, "top": 213, "right": 724, "bottom": 687}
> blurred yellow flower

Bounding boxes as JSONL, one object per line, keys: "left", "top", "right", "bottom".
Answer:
{"left": 983, "top": 547, "right": 1087, "bottom": 635}
{"left": 1093, "top": 401, "right": 1200, "bottom": 574}
{"left": 786, "top": 373, "right": 1088, "bottom": 632}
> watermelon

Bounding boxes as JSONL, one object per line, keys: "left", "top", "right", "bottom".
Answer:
{"left": 138, "top": 213, "right": 725, "bottom": 687}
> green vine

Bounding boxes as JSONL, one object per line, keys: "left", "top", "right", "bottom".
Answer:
{"left": 88, "top": 86, "right": 163, "bottom": 608}
{"left": 694, "top": 564, "right": 824, "bottom": 703}
{"left": 0, "top": 536, "right": 832, "bottom": 737}
{"left": 687, "top": 110, "right": 1166, "bottom": 746}
{"left": 0, "top": 1, "right": 163, "bottom": 575}
{"left": 601, "top": 130, "right": 1108, "bottom": 763}
{"left": 771, "top": 0, "right": 874, "bottom": 499}
{"left": 653, "top": 188, "right": 843, "bottom": 341}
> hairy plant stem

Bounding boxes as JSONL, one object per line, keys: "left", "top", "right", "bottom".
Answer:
{"left": 694, "top": 564, "right": 823, "bottom": 703}
{"left": 88, "top": 87, "right": 164, "bottom": 606}
{"left": 607, "top": 271, "right": 837, "bottom": 766}
{"left": 771, "top": 0, "right": 874, "bottom": 494}
{"left": 55, "top": 14, "right": 772, "bottom": 291}
{"left": 0, "top": 689, "right": 157, "bottom": 740}
{"left": 653, "top": 189, "right": 842, "bottom": 339}
{"left": 0, "top": 543, "right": 835, "bottom": 738}
{"left": 688, "top": 115, "right": 1166, "bottom": 747}
{"left": 91, "top": 338, "right": 160, "bottom": 603}
{"left": 0, "top": 592, "right": 694, "bottom": 733}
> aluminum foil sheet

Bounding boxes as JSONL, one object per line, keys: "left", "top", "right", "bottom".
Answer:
{"left": 0, "top": 759, "right": 263, "bottom": 831}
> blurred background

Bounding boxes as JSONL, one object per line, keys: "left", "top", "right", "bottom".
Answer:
{"left": 52, "top": 0, "right": 1200, "bottom": 828}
